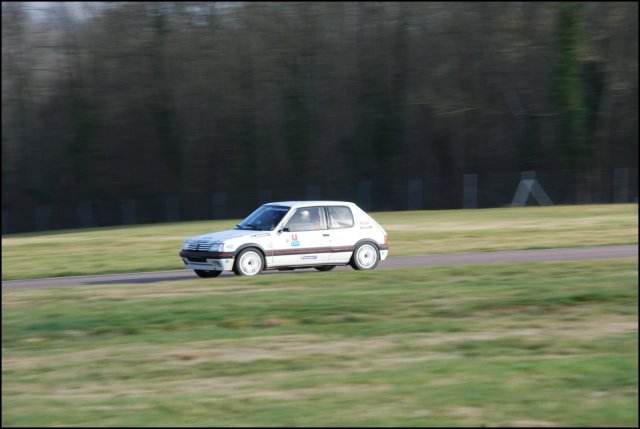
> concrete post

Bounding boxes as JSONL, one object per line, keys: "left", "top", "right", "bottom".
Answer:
{"left": 407, "top": 179, "right": 423, "bottom": 210}
{"left": 463, "top": 173, "right": 478, "bottom": 209}
{"left": 78, "top": 202, "right": 96, "bottom": 228}
{"left": 357, "top": 181, "right": 372, "bottom": 211}
{"left": 165, "top": 195, "right": 180, "bottom": 222}
{"left": 121, "top": 199, "right": 136, "bottom": 225}
{"left": 306, "top": 185, "right": 321, "bottom": 200}
{"left": 613, "top": 167, "right": 629, "bottom": 203}
{"left": 36, "top": 206, "right": 51, "bottom": 231}
{"left": 258, "top": 189, "right": 272, "bottom": 205}
{"left": 212, "top": 192, "right": 227, "bottom": 219}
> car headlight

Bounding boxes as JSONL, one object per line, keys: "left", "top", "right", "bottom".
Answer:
{"left": 208, "top": 243, "right": 224, "bottom": 252}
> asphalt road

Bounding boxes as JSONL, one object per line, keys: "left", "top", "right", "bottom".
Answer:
{"left": 2, "top": 245, "right": 637, "bottom": 290}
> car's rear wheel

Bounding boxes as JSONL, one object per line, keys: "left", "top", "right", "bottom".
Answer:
{"left": 233, "top": 248, "right": 264, "bottom": 276}
{"left": 350, "top": 242, "right": 380, "bottom": 270}
{"left": 194, "top": 269, "right": 223, "bottom": 278}
{"left": 315, "top": 265, "right": 336, "bottom": 272}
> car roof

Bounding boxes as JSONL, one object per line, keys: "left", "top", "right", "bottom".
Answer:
{"left": 266, "top": 201, "right": 356, "bottom": 209}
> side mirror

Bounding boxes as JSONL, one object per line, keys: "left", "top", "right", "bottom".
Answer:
{"left": 282, "top": 227, "right": 290, "bottom": 232}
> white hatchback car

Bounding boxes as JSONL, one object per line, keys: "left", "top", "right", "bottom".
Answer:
{"left": 179, "top": 201, "right": 389, "bottom": 277}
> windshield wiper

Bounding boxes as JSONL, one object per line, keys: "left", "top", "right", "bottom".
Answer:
{"left": 235, "top": 223, "right": 266, "bottom": 230}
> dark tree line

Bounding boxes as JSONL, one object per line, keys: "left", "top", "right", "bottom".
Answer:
{"left": 2, "top": 2, "right": 638, "bottom": 231}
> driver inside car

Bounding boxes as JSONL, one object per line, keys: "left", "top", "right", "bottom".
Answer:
{"left": 288, "top": 209, "right": 316, "bottom": 230}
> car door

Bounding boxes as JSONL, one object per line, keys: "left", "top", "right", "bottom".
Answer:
{"left": 271, "top": 206, "right": 331, "bottom": 266}
{"left": 326, "top": 205, "right": 360, "bottom": 263}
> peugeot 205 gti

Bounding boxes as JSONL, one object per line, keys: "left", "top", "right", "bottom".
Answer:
{"left": 179, "top": 201, "right": 389, "bottom": 278}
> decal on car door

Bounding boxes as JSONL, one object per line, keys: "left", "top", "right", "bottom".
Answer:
{"left": 291, "top": 233, "right": 300, "bottom": 246}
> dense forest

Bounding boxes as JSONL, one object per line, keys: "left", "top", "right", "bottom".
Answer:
{"left": 2, "top": 2, "right": 638, "bottom": 232}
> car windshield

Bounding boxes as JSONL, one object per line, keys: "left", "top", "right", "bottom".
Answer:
{"left": 234, "top": 205, "right": 291, "bottom": 231}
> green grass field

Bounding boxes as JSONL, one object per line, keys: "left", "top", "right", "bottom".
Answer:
{"left": 2, "top": 259, "right": 637, "bottom": 427}
{"left": 2, "top": 204, "right": 638, "bottom": 281}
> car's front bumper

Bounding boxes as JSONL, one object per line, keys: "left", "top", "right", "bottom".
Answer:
{"left": 179, "top": 250, "right": 235, "bottom": 271}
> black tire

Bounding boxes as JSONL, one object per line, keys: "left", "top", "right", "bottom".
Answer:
{"left": 350, "top": 242, "right": 380, "bottom": 271}
{"left": 194, "top": 269, "right": 223, "bottom": 278}
{"left": 315, "top": 265, "right": 336, "bottom": 272}
{"left": 233, "top": 248, "right": 265, "bottom": 276}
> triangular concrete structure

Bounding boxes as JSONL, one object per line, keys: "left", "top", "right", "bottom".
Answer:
{"left": 511, "top": 172, "right": 553, "bottom": 207}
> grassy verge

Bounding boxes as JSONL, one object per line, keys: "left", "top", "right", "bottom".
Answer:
{"left": 2, "top": 259, "right": 637, "bottom": 426}
{"left": 2, "top": 204, "right": 637, "bottom": 281}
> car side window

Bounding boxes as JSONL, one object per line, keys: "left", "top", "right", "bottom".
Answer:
{"left": 327, "top": 206, "right": 355, "bottom": 229}
{"left": 285, "top": 207, "right": 327, "bottom": 232}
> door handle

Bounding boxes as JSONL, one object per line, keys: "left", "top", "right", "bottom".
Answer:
{"left": 323, "top": 234, "right": 330, "bottom": 237}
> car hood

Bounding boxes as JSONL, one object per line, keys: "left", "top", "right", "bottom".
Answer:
{"left": 190, "top": 229, "right": 269, "bottom": 243}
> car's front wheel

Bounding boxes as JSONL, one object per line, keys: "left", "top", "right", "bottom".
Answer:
{"left": 233, "top": 248, "right": 264, "bottom": 276}
{"left": 315, "top": 265, "right": 336, "bottom": 272}
{"left": 350, "top": 242, "right": 380, "bottom": 271}
{"left": 194, "top": 269, "right": 223, "bottom": 278}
